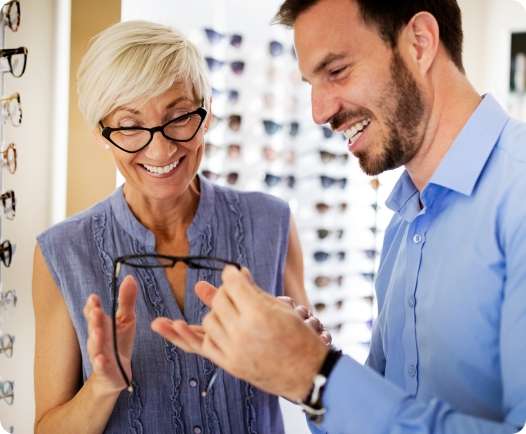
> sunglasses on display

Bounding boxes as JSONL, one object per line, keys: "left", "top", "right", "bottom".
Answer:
{"left": 314, "top": 275, "right": 344, "bottom": 288}
{"left": 316, "top": 228, "right": 345, "bottom": 240}
{"left": 205, "top": 142, "right": 242, "bottom": 159}
{"left": 0, "top": 240, "right": 14, "bottom": 267}
{"left": 319, "top": 175, "right": 347, "bottom": 189}
{"left": 313, "top": 250, "right": 346, "bottom": 263}
{"left": 211, "top": 87, "right": 240, "bottom": 104}
{"left": 0, "top": 93, "right": 22, "bottom": 127}
{"left": 1, "top": 142, "right": 17, "bottom": 174}
{"left": 319, "top": 150, "right": 349, "bottom": 164}
{"left": 314, "top": 202, "right": 348, "bottom": 214}
{"left": 111, "top": 254, "right": 242, "bottom": 394}
{"left": 212, "top": 114, "right": 242, "bottom": 132}
{"left": 0, "top": 190, "right": 15, "bottom": 220}
{"left": 0, "top": 380, "right": 14, "bottom": 405}
{"left": 205, "top": 57, "right": 245, "bottom": 75}
{"left": 262, "top": 119, "right": 300, "bottom": 137}
{"left": 268, "top": 40, "right": 296, "bottom": 58}
{"left": 263, "top": 173, "right": 296, "bottom": 189}
{"left": 320, "top": 126, "right": 346, "bottom": 141}
{"left": 262, "top": 146, "right": 295, "bottom": 164}
{"left": 0, "top": 289, "right": 17, "bottom": 308}
{"left": 0, "top": 47, "right": 27, "bottom": 78}
{"left": 203, "top": 28, "right": 243, "bottom": 48}
{"left": 314, "top": 299, "right": 344, "bottom": 313}
{"left": 0, "top": 334, "right": 14, "bottom": 358}
{"left": 100, "top": 105, "right": 207, "bottom": 153}
{"left": 202, "top": 169, "right": 239, "bottom": 185}
{"left": 1, "top": 0, "right": 20, "bottom": 32}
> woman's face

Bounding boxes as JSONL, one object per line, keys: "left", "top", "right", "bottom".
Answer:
{"left": 99, "top": 81, "right": 210, "bottom": 202}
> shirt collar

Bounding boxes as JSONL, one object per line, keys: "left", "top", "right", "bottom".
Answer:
{"left": 387, "top": 94, "right": 509, "bottom": 214}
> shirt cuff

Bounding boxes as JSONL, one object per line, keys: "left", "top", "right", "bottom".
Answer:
{"left": 317, "top": 355, "right": 409, "bottom": 434}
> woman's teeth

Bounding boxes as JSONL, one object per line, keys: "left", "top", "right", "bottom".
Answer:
{"left": 344, "top": 119, "right": 371, "bottom": 142}
{"left": 143, "top": 159, "right": 180, "bottom": 175}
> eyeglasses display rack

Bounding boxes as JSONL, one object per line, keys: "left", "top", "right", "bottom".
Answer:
{"left": 194, "top": 26, "right": 402, "bottom": 363}
{"left": 0, "top": 1, "right": 25, "bottom": 432}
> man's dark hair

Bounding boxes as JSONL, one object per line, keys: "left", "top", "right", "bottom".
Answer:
{"left": 274, "top": 0, "right": 464, "bottom": 72}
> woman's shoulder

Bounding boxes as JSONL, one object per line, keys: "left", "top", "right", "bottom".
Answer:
{"left": 37, "top": 193, "right": 114, "bottom": 246}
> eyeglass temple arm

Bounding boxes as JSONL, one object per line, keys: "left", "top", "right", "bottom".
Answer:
{"left": 111, "top": 261, "right": 134, "bottom": 393}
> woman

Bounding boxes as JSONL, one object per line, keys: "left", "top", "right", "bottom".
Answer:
{"left": 32, "top": 20, "right": 319, "bottom": 434}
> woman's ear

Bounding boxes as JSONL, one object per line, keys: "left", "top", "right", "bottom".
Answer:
{"left": 93, "top": 129, "right": 110, "bottom": 150}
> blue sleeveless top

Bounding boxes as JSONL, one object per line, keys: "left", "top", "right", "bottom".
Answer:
{"left": 37, "top": 176, "right": 290, "bottom": 434}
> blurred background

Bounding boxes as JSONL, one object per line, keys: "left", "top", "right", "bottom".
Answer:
{"left": 1, "top": 0, "right": 525, "bottom": 432}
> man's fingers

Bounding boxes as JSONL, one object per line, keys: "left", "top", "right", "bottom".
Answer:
{"left": 305, "top": 316, "right": 324, "bottom": 333}
{"left": 151, "top": 318, "right": 203, "bottom": 355}
{"left": 221, "top": 265, "right": 262, "bottom": 305}
{"left": 277, "top": 296, "right": 296, "bottom": 309}
{"left": 195, "top": 280, "right": 218, "bottom": 307}
{"left": 320, "top": 331, "right": 332, "bottom": 345}
{"left": 116, "top": 275, "right": 138, "bottom": 324}
{"left": 294, "top": 305, "right": 310, "bottom": 320}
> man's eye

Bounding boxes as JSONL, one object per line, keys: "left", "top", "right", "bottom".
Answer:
{"left": 329, "top": 66, "right": 347, "bottom": 77}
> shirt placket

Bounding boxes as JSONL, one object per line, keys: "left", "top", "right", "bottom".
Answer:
{"left": 403, "top": 213, "right": 430, "bottom": 395}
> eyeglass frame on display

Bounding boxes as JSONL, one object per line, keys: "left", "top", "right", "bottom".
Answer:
{"left": 0, "top": 289, "right": 16, "bottom": 308}
{"left": 0, "top": 334, "right": 14, "bottom": 358}
{"left": 0, "top": 380, "right": 14, "bottom": 405}
{"left": 0, "top": 240, "right": 14, "bottom": 267}
{"left": 99, "top": 104, "right": 207, "bottom": 153}
{"left": 0, "top": 190, "right": 15, "bottom": 220}
{"left": 0, "top": 0, "right": 20, "bottom": 32}
{"left": 0, "top": 47, "right": 27, "bottom": 78}
{"left": 110, "top": 253, "right": 242, "bottom": 394}
{"left": 0, "top": 143, "right": 16, "bottom": 174}
{"left": 0, "top": 93, "right": 22, "bottom": 127}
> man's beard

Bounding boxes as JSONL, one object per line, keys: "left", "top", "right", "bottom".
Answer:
{"left": 355, "top": 51, "right": 426, "bottom": 176}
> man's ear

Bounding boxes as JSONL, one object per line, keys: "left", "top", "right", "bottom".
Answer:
{"left": 399, "top": 11, "right": 440, "bottom": 76}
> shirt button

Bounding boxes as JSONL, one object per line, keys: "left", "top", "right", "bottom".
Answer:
{"left": 408, "top": 296, "right": 416, "bottom": 308}
{"left": 413, "top": 234, "right": 422, "bottom": 244}
{"left": 193, "top": 426, "right": 202, "bottom": 434}
{"left": 189, "top": 378, "right": 198, "bottom": 388}
{"left": 408, "top": 364, "right": 417, "bottom": 377}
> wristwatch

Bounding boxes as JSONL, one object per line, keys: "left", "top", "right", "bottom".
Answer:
{"left": 299, "top": 347, "right": 343, "bottom": 424}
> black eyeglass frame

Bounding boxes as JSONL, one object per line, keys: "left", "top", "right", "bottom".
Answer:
{"left": 0, "top": 239, "right": 13, "bottom": 267}
{"left": 100, "top": 104, "right": 207, "bottom": 154}
{"left": 0, "top": 47, "right": 27, "bottom": 77}
{"left": 111, "top": 253, "right": 242, "bottom": 392}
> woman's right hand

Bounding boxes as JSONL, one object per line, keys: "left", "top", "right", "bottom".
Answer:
{"left": 83, "top": 275, "right": 138, "bottom": 395}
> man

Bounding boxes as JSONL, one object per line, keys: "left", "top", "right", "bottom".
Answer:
{"left": 152, "top": 0, "right": 526, "bottom": 432}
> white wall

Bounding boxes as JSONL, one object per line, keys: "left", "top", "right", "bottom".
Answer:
{"left": 0, "top": 1, "right": 66, "bottom": 433}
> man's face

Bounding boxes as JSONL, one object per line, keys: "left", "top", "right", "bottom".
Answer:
{"left": 294, "top": 0, "right": 428, "bottom": 175}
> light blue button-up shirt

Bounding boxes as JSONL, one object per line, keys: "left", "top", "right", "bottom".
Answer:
{"left": 312, "top": 94, "right": 526, "bottom": 434}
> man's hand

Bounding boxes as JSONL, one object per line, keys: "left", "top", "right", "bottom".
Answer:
{"left": 276, "top": 296, "right": 332, "bottom": 346}
{"left": 151, "top": 267, "right": 328, "bottom": 400}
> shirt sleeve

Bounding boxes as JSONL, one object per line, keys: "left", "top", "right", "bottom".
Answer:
{"left": 315, "top": 356, "right": 522, "bottom": 434}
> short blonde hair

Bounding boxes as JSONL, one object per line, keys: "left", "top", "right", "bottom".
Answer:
{"left": 77, "top": 20, "right": 210, "bottom": 128}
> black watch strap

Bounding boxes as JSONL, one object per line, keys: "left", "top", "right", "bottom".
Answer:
{"left": 300, "top": 347, "right": 343, "bottom": 423}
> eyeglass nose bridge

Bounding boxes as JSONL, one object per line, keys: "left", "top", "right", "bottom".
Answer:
{"left": 140, "top": 125, "right": 181, "bottom": 155}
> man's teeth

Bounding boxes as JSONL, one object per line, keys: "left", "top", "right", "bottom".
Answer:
{"left": 343, "top": 119, "right": 371, "bottom": 141}
{"left": 143, "top": 159, "right": 180, "bottom": 175}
